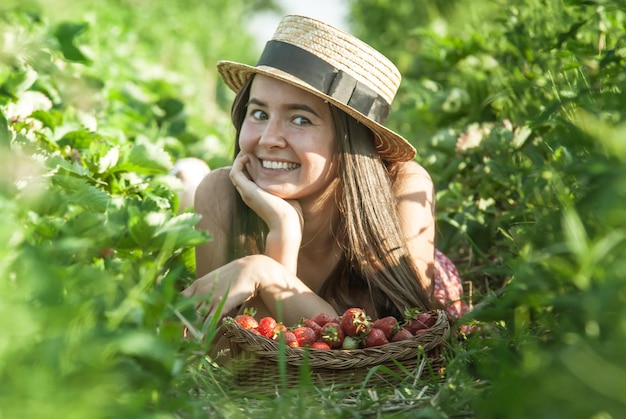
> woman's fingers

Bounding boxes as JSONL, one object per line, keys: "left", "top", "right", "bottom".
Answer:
{"left": 181, "top": 259, "right": 253, "bottom": 325}
{"left": 229, "top": 154, "right": 303, "bottom": 233}
{"left": 230, "top": 152, "right": 250, "bottom": 187}
{"left": 230, "top": 156, "right": 256, "bottom": 203}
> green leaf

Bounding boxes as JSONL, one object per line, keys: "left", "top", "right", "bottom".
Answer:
{"left": 46, "top": 155, "right": 94, "bottom": 179}
{"left": 113, "top": 330, "right": 173, "bottom": 368}
{"left": 561, "top": 341, "right": 626, "bottom": 405}
{"left": 0, "top": 66, "right": 38, "bottom": 99}
{"left": 52, "top": 174, "right": 110, "bottom": 212}
{"left": 153, "top": 212, "right": 209, "bottom": 249}
{"left": 115, "top": 136, "right": 173, "bottom": 175}
{"left": 511, "top": 125, "right": 532, "bottom": 149}
{"left": 53, "top": 22, "right": 92, "bottom": 64}
{"left": 63, "top": 210, "right": 109, "bottom": 239}
{"left": 97, "top": 146, "right": 120, "bottom": 174}
{"left": 0, "top": 108, "right": 10, "bottom": 148}
{"left": 30, "top": 110, "right": 57, "bottom": 130}
{"left": 127, "top": 207, "right": 164, "bottom": 247}
{"left": 562, "top": 207, "right": 588, "bottom": 257}
{"left": 57, "top": 129, "right": 100, "bottom": 149}
{"left": 555, "top": 19, "right": 588, "bottom": 48}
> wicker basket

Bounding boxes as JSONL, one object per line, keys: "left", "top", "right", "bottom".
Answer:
{"left": 220, "top": 309, "right": 450, "bottom": 393}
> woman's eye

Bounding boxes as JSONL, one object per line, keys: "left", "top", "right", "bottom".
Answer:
{"left": 293, "top": 116, "right": 311, "bottom": 126}
{"left": 250, "top": 109, "right": 267, "bottom": 120}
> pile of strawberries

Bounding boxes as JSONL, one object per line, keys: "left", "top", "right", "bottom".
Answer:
{"left": 232, "top": 307, "right": 437, "bottom": 350}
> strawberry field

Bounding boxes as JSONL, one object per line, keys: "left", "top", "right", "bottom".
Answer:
{"left": 1, "top": 0, "right": 625, "bottom": 417}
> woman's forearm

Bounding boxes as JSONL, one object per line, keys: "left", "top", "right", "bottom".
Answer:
{"left": 256, "top": 256, "right": 338, "bottom": 323}
{"left": 263, "top": 216, "right": 302, "bottom": 275}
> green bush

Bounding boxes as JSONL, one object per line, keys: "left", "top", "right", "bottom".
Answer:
{"left": 1, "top": 0, "right": 625, "bottom": 417}
{"left": 0, "top": 1, "right": 265, "bottom": 416}
{"left": 352, "top": 0, "right": 626, "bottom": 417}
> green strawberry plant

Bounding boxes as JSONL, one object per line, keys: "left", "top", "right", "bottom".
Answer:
{"left": 0, "top": 1, "right": 267, "bottom": 416}
{"left": 2, "top": 0, "right": 626, "bottom": 417}
{"left": 352, "top": 0, "right": 626, "bottom": 417}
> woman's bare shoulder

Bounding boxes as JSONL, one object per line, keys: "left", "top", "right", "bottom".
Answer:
{"left": 194, "top": 167, "right": 235, "bottom": 277}
{"left": 194, "top": 167, "right": 235, "bottom": 213}
{"left": 392, "top": 161, "right": 434, "bottom": 196}
{"left": 396, "top": 160, "right": 432, "bottom": 180}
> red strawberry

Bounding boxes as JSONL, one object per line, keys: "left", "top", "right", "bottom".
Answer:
{"left": 235, "top": 315, "right": 258, "bottom": 330}
{"left": 414, "top": 328, "right": 427, "bottom": 337}
{"left": 404, "top": 320, "right": 422, "bottom": 334}
{"left": 372, "top": 316, "right": 400, "bottom": 340}
{"left": 258, "top": 317, "right": 278, "bottom": 338}
{"left": 271, "top": 323, "right": 288, "bottom": 341}
{"left": 321, "top": 322, "right": 345, "bottom": 349}
{"left": 311, "top": 312, "right": 333, "bottom": 327}
{"left": 403, "top": 309, "right": 436, "bottom": 333}
{"left": 417, "top": 312, "right": 436, "bottom": 328}
{"left": 390, "top": 328, "right": 413, "bottom": 342}
{"left": 302, "top": 318, "right": 323, "bottom": 340}
{"left": 341, "top": 308, "right": 371, "bottom": 337}
{"left": 281, "top": 331, "right": 299, "bottom": 347}
{"left": 292, "top": 326, "right": 317, "bottom": 347}
{"left": 363, "top": 328, "right": 389, "bottom": 348}
{"left": 310, "top": 341, "right": 331, "bottom": 350}
{"left": 235, "top": 307, "right": 258, "bottom": 329}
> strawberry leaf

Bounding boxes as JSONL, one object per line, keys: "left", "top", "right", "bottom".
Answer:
{"left": 0, "top": 109, "right": 9, "bottom": 148}
{"left": 53, "top": 21, "right": 92, "bottom": 64}
{"left": 51, "top": 174, "right": 110, "bottom": 212}
{"left": 115, "top": 136, "right": 173, "bottom": 175}
{"left": 58, "top": 129, "right": 100, "bottom": 149}
{"left": 153, "top": 212, "right": 209, "bottom": 249}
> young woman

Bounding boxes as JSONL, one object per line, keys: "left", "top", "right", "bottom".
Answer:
{"left": 182, "top": 15, "right": 469, "bottom": 335}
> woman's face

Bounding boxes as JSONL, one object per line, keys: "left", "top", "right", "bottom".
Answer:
{"left": 238, "top": 75, "right": 338, "bottom": 201}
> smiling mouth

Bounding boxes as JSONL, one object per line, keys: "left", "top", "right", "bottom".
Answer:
{"left": 261, "top": 160, "right": 301, "bottom": 170}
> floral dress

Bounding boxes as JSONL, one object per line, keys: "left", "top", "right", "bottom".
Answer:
{"left": 433, "top": 249, "right": 472, "bottom": 318}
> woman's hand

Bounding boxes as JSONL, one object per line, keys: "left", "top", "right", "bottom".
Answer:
{"left": 182, "top": 255, "right": 339, "bottom": 325}
{"left": 182, "top": 257, "right": 262, "bottom": 321}
{"left": 229, "top": 152, "right": 303, "bottom": 273}
{"left": 229, "top": 152, "right": 303, "bottom": 231}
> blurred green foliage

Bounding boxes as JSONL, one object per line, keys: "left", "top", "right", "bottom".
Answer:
{"left": 1, "top": 0, "right": 625, "bottom": 417}
{"left": 0, "top": 0, "right": 275, "bottom": 416}
{"left": 352, "top": 0, "right": 626, "bottom": 417}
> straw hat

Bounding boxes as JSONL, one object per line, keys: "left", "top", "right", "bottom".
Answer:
{"left": 217, "top": 14, "right": 416, "bottom": 162}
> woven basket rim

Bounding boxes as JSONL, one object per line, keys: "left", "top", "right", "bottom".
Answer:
{"left": 222, "top": 309, "right": 450, "bottom": 370}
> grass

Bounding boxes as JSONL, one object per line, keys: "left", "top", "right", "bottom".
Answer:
{"left": 1, "top": 0, "right": 626, "bottom": 417}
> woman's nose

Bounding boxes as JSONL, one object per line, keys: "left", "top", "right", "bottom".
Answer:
{"left": 258, "top": 120, "right": 287, "bottom": 149}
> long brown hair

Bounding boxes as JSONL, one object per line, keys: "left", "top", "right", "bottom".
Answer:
{"left": 227, "top": 76, "right": 439, "bottom": 319}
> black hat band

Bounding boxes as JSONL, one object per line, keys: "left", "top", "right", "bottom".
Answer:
{"left": 257, "top": 40, "right": 391, "bottom": 124}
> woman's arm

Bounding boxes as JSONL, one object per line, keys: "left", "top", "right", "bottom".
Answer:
{"left": 188, "top": 160, "right": 334, "bottom": 324}
{"left": 393, "top": 160, "right": 436, "bottom": 292}
{"left": 194, "top": 168, "right": 234, "bottom": 277}
{"left": 183, "top": 254, "right": 338, "bottom": 324}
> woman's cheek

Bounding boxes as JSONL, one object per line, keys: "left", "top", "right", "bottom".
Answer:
{"left": 238, "top": 125, "right": 256, "bottom": 153}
